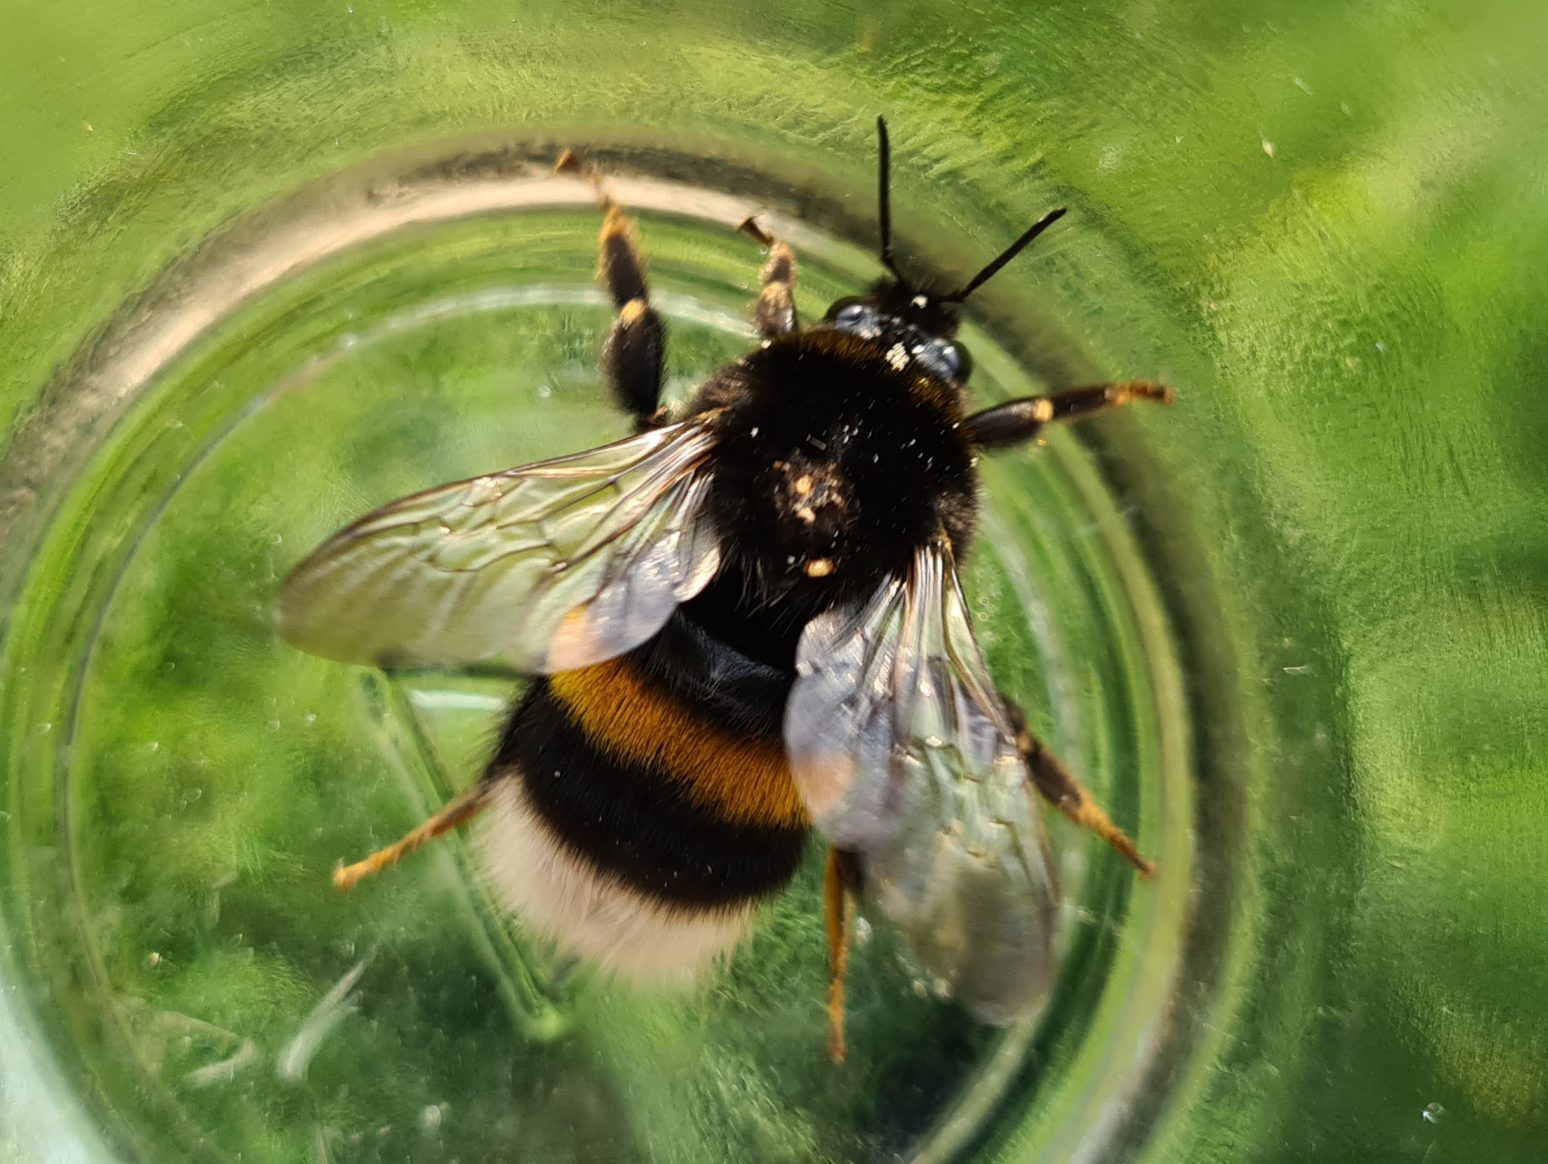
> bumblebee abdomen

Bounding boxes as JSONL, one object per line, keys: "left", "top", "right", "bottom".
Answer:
{"left": 476, "top": 779, "right": 765, "bottom": 985}
{"left": 550, "top": 657, "right": 809, "bottom": 830}
{"left": 484, "top": 659, "right": 809, "bottom": 918}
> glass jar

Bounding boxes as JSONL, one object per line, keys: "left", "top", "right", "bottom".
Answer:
{"left": 2, "top": 2, "right": 1544, "bottom": 1161}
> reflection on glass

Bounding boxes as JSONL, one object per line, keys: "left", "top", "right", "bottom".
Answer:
{"left": 2, "top": 3, "right": 1544, "bottom": 1162}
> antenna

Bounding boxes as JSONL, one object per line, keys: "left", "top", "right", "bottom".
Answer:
{"left": 875, "top": 118, "right": 1066, "bottom": 301}
{"left": 876, "top": 117, "right": 904, "bottom": 280}
{"left": 941, "top": 206, "right": 1067, "bottom": 303}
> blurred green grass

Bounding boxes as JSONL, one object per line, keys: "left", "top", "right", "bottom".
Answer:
{"left": 3, "top": 1, "right": 1547, "bottom": 1161}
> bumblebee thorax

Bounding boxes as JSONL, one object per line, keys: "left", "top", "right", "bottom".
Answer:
{"left": 696, "top": 330, "right": 978, "bottom": 599}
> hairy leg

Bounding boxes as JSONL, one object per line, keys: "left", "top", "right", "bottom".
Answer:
{"left": 823, "top": 847, "right": 862, "bottom": 1062}
{"left": 966, "top": 382, "right": 1173, "bottom": 450}
{"left": 557, "top": 149, "right": 669, "bottom": 427}
{"left": 999, "top": 694, "right": 1153, "bottom": 876}
{"left": 738, "top": 216, "right": 799, "bottom": 338}
{"left": 333, "top": 783, "right": 494, "bottom": 891}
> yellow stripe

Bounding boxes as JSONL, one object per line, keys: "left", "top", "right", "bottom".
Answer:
{"left": 550, "top": 659, "right": 809, "bottom": 828}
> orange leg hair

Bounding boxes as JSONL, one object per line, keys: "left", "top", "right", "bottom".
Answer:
{"left": 737, "top": 216, "right": 799, "bottom": 338}
{"left": 333, "top": 783, "right": 494, "bottom": 891}
{"left": 1020, "top": 729, "right": 1153, "bottom": 876}
{"left": 824, "top": 848, "right": 862, "bottom": 1063}
{"left": 999, "top": 691, "right": 1153, "bottom": 876}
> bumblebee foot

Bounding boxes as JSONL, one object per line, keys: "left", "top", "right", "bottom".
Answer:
{"left": 965, "top": 381, "right": 1175, "bottom": 450}
{"left": 826, "top": 1018, "right": 848, "bottom": 1065}
{"left": 331, "top": 783, "right": 494, "bottom": 891}
{"left": 1053, "top": 792, "right": 1154, "bottom": 877}
{"left": 737, "top": 215, "right": 775, "bottom": 248}
{"left": 824, "top": 848, "right": 859, "bottom": 1064}
{"left": 555, "top": 147, "right": 615, "bottom": 210}
{"left": 1002, "top": 697, "right": 1154, "bottom": 876}
{"left": 739, "top": 216, "right": 799, "bottom": 337}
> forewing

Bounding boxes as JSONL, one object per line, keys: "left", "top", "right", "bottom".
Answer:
{"left": 276, "top": 420, "right": 722, "bottom": 674}
{"left": 786, "top": 541, "right": 1060, "bottom": 1022}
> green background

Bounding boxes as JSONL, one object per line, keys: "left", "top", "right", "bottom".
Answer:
{"left": 3, "top": 1, "right": 1547, "bottom": 1162}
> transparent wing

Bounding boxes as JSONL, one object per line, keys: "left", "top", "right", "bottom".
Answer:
{"left": 786, "top": 541, "right": 1060, "bottom": 1022}
{"left": 276, "top": 419, "right": 722, "bottom": 674}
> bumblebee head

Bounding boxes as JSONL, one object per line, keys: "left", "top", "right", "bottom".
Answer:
{"left": 829, "top": 116, "right": 1066, "bottom": 385}
{"left": 820, "top": 289, "right": 972, "bottom": 384}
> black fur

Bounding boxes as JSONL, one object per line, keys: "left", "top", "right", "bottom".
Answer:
{"left": 491, "top": 683, "right": 808, "bottom": 909}
{"left": 492, "top": 304, "right": 987, "bottom": 916}
{"left": 473, "top": 130, "right": 1135, "bottom": 920}
{"left": 493, "top": 307, "right": 990, "bottom": 909}
{"left": 624, "top": 614, "right": 790, "bottom": 739}
{"left": 862, "top": 279, "right": 963, "bottom": 339}
{"left": 288, "top": 126, "right": 1163, "bottom": 960}
{"left": 690, "top": 327, "right": 978, "bottom": 623}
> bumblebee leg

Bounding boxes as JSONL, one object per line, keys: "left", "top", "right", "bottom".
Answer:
{"left": 596, "top": 203, "right": 670, "bottom": 427}
{"left": 1000, "top": 696, "right": 1153, "bottom": 876}
{"left": 823, "top": 847, "right": 861, "bottom": 1063}
{"left": 333, "top": 783, "right": 494, "bottom": 891}
{"left": 557, "top": 150, "right": 668, "bottom": 427}
{"left": 738, "top": 217, "right": 799, "bottom": 337}
{"left": 965, "top": 382, "right": 1174, "bottom": 451}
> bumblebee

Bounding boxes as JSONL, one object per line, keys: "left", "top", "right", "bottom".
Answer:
{"left": 276, "top": 118, "right": 1168, "bottom": 1062}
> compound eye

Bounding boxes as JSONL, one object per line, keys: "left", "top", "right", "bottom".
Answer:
{"left": 941, "top": 342, "right": 973, "bottom": 382}
{"left": 826, "top": 297, "right": 867, "bottom": 325}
